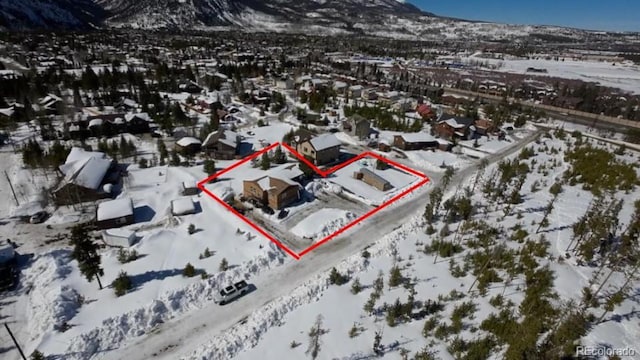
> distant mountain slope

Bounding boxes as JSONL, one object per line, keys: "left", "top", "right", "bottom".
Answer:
{"left": 95, "top": 0, "right": 431, "bottom": 29}
{"left": 0, "top": 0, "right": 613, "bottom": 42}
{"left": 0, "top": 0, "right": 104, "bottom": 30}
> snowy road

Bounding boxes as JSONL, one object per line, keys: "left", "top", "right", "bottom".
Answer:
{"left": 97, "top": 129, "right": 541, "bottom": 360}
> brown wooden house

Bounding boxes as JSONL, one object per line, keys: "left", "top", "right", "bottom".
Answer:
{"left": 243, "top": 176, "right": 301, "bottom": 210}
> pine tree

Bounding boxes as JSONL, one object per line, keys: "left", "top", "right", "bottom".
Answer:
{"left": 112, "top": 271, "right": 133, "bottom": 296}
{"left": 70, "top": 224, "right": 104, "bottom": 289}
{"left": 351, "top": 278, "right": 362, "bottom": 294}
{"left": 273, "top": 146, "right": 287, "bottom": 164}
{"left": 183, "top": 263, "right": 196, "bottom": 277}
{"left": 388, "top": 266, "right": 403, "bottom": 288}
{"left": 306, "top": 315, "right": 326, "bottom": 360}
{"left": 219, "top": 258, "right": 229, "bottom": 271}
{"left": 260, "top": 152, "right": 271, "bottom": 170}
{"left": 203, "top": 159, "right": 216, "bottom": 176}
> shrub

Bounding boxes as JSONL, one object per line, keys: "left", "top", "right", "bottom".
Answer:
{"left": 199, "top": 247, "right": 213, "bottom": 259}
{"left": 188, "top": 224, "right": 196, "bottom": 235}
{"left": 183, "top": 263, "right": 196, "bottom": 277}
{"left": 138, "top": 158, "right": 148, "bottom": 168}
{"left": 219, "top": 258, "right": 229, "bottom": 272}
{"left": 422, "top": 316, "right": 440, "bottom": 337}
{"left": 351, "top": 277, "right": 362, "bottom": 294}
{"left": 388, "top": 266, "right": 403, "bottom": 287}
{"left": 349, "top": 323, "right": 360, "bottom": 338}
{"left": 30, "top": 350, "right": 45, "bottom": 360}
{"left": 112, "top": 271, "right": 132, "bottom": 297}
{"left": 329, "top": 267, "right": 349, "bottom": 285}
{"left": 117, "top": 249, "right": 139, "bottom": 264}
{"left": 290, "top": 340, "right": 300, "bottom": 348}
{"left": 425, "top": 239, "right": 463, "bottom": 258}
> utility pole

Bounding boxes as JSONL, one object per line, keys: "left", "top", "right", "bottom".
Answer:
{"left": 4, "top": 170, "right": 19, "bottom": 206}
{"left": 4, "top": 323, "right": 27, "bottom": 360}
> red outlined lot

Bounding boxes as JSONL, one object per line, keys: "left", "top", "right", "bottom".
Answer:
{"left": 197, "top": 142, "right": 430, "bottom": 260}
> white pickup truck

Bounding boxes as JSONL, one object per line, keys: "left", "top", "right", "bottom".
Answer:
{"left": 214, "top": 280, "right": 249, "bottom": 305}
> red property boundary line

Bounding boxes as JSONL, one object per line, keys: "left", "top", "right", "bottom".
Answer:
{"left": 197, "top": 142, "right": 430, "bottom": 260}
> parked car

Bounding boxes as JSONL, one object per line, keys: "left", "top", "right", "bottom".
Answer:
{"left": 261, "top": 206, "right": 275, "bottom": 215}
{"left": 214, "top": 280, "right": 249, "bottom": 305}
{"left": 29, "top": 211, "right": 48, "bottom": 224}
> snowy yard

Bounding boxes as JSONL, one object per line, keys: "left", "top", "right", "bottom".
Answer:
{"left": 327, "top": 157, "right": 422, "bottom": 206}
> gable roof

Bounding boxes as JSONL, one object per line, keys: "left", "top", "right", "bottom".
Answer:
{"left": 203, "top": 129, "right": 239, "bottom": 148}
{"left": 396, "top": 132, "right": 436, "bottom": 143}
{"left": 308, "top": 134, "right": 341, "bottom": 151}
{"left": 58, "top": 148, "right": 112, "bottom": 191}
{"left": 97, "top": 198, "right": 133, "bottom": 221}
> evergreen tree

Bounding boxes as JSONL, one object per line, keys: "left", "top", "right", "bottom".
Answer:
{"left": 306, "top": 315, "right": 326, "bottom": 360}
{"left": 30, "top": 350, "right": 45, "bottom": 360}
{"left": 219, "top": 258, "right": 229, "bottom": 271}
{"left": 298, "top": 155, "right": 315, "bottom": 178}
{"left": 112, "top": 271, "right": 132, "bottom": 297}
{"left": 260, "top": 152, "right": 271, "bottom": 170}
{"left": 273, "top": 146, "right": 287, "bottom": 164}
{"left": 70, "top": 224, "right": 104, "bottom": 289}
{"left": 203, "top": 159, "right": 216, "bottom": 176}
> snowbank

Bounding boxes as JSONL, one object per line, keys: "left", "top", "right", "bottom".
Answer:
{"left": 61, "top": 244, "right": 289, "bottom": 359}
{"left": 23, "top": 251, "right": 80, "bottom": 345}
{"left": 290, "top": 209, "right": 356, "bottom": 241}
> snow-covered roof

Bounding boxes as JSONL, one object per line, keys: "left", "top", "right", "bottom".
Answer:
{"left": 103, "top": 228, "right": 136, "bottom": 239}
{"left": 171, "top": 198, "right": 196, "bottom": 216}
{"left": 257, "top": 176, "right": 271, "bottom": 190}
{"left": 308, "top": 134, "right": 341, "bottom": 151}
{"left": 397, "top": 132, "right": 436, "bottom": 143}
{"left": 176, "top": 137, "right": 202, "bottom": 147}
{"left": 88, "top": 119, "right": 103, "bottom": 127}
{"left": 58, "top": 148, "right": 112, "bottom": 190}
{"left": 442, "top": 118, "right": 467, "bottom": 129}
{"left": 124, "top": 112, "right": 152, "bottom": 122}
{"left": 182, "top": 180, "right": 197, "bottom": 189}
{"left": 97, "top": 198, "right": 133, "bottom": 221}
{"left": 333, "top": 81, "right": 347, "bottom": 89}
{"left": 270, "top": 164, "right": 304, "bottom": 183}
{"left": 63, "top": 147, "right": 106, "bottom": 167}
{"left": 0, "top": 108, "right": 14, "bottom": 117}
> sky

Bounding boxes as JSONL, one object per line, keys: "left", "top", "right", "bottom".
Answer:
{"left": 410, "top": 0, "right": 639, "bottom": 32}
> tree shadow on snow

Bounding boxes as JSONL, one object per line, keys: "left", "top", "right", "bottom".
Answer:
{"left": 126, "top": 269, "right": 183, "bottom": 289}
{"left": 0, "top": 346, "right": 15, "bottom": 355}
{"left": 133, "top": 205, "right": 156, "bottom": 223}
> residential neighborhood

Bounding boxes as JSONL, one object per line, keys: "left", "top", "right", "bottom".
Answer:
{"left": 0, "top": 15, "right": 639, "bottom": 360}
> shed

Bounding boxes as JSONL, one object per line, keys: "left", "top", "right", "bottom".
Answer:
{"left": 182, "top": 181, "right": 199, "bottom": 196}
{"left": 171, "top": 198, "right": 197, "bottom": 216}
{"left": 96, "top": 198, "right": 135, "bottom": 229}
{"left": 102, "top": 229, "right": 137, "bottom": 247}
{"left": 354, "top": 167, "right": 393, "bottom": 191}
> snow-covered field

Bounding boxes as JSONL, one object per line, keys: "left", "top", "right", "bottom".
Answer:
{"left": 465, "top": 53, "right": 640, "bottom": 94}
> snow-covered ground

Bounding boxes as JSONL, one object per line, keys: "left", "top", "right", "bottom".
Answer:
{"left": 464, "top": 53, "right": 640, "bottom": 94}
{"left": 327, "top": 157, "right": 422, "bottom": 206}
{"left": 290, "top": 208, "right": 356, "bottom": 241}
{"left": 3, "top": 112, "right": 639, "bottom": 360}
